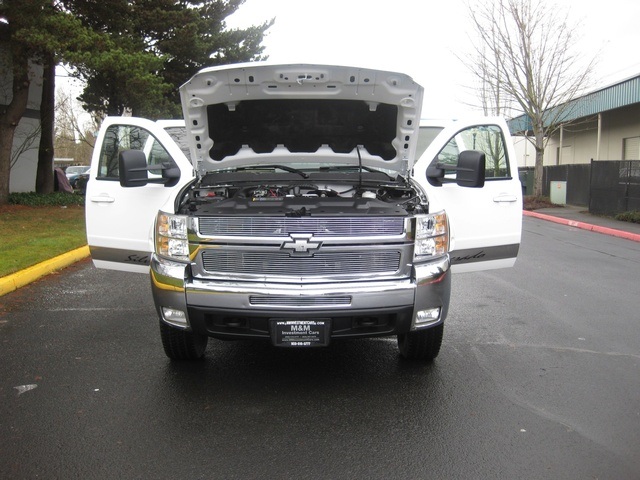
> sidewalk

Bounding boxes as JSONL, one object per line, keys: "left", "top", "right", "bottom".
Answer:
{"left": 524, "top": 204, "right": 640, "bottom": 242}
{"left": 1, "top": 206, "right": 639, "bottom": 297}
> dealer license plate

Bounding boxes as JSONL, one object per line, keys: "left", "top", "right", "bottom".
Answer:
{"left": 270, "top": 319, "right": 330, "bottom": 347}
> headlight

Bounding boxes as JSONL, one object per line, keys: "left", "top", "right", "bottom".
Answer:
{"left": 156, "top": 212, "right": 189, "bottom": 261}
{"left": 414, "top": 211, "right": 449, "bottom": 259}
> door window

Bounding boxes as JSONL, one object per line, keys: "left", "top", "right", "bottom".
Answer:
{"left": 97, "top": 125, "right": 175, "bottom": 180}
{"left": 432, "top": 125, "right": 511, "bottom": 180}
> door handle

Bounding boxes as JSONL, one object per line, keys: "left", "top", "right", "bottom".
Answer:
{"left": 493, "top": 194, "right": 518, "bottom": 203}
{"left": 90, "top": 195, "right": 115, "bottom": 203}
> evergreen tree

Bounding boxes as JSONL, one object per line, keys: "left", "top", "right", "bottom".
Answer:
{"left": 68, "top": 0, "right": 273, "bottom": 118}
{"left": 0, "top": 0, "right": 271, "bottom": 203}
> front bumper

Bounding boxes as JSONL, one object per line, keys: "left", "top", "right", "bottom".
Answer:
{"left": 150, "top": 254, "right": 451, "bottom": 341}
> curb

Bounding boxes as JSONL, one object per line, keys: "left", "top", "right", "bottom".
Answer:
{"left": 524, "top": 210, "right": 640, "bottom": 243}
{"left": 0, "top": 246, "right": 90, "bottom": 297}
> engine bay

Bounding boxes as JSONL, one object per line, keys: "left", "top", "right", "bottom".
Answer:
{"left": 179, "top": 171, "right": 428, "bottom": 217}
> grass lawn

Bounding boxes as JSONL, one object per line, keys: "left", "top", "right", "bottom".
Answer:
{"left": 0, "top": 204, "right": 86, "bottom": 277}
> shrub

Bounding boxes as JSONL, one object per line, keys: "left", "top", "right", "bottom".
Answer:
{"left": 523, "top": 196, "right": 556, "bottom": 211}
{"left": 615, "top": 211, "right": 640, "bottom": 224}
{"left": 8, "top": 192, "right": 85, "bottom": 207}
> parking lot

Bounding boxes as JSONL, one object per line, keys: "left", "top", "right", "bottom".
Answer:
{"left": 1, "top": 216, "right": 639, "bottom": 479}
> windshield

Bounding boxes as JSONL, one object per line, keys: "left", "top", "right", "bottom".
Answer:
{"left": 66, "top": 166, "right": 89, "bottom": 175}
{"left": 415, "top": 126, "right": 444, "bottom": 160}
{"left": 164, "top": 126, "right": 191, "bottom": 158}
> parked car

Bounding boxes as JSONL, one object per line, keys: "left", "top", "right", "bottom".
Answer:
{"left": 66, "top": 166, "right": 90, "bottom": 194}
{"left": 65, "top": 165, "right": 90, "bottom": 179}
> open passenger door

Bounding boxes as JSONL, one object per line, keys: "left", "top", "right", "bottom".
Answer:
{"left": 414, "top": 118, "right": 522, "bottom": 272}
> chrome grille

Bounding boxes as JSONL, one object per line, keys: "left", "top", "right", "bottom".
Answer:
{"left": 197, "top": 217, "right": 404, "bottom": 237}
{"left": 201, "top": 250, "right": 401, "bottom": 276}
{"left": 249, "top": 296, "right": 352, "bottom": 307}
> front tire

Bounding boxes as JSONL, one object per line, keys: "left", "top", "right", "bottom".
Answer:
{"left": 397, "top": 323, "right": 444, "bottom": 361}
{"left": 159, "top": 321, "right": 208, "bottom": 360}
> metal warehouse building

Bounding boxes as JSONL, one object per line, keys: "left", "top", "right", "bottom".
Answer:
{"left": 509, "top": 74, "right": 640, "bottom": 213}
{"left": 509, "top": 74, "right": 640, "bottom": 166}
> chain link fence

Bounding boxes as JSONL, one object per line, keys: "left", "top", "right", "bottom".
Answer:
{"left": 589, "top": 160, "right": 640, "bottom": 215}
{"left": 519, "top": 160, "right": 640, "bottom": 215}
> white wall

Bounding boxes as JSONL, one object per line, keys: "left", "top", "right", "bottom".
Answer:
{"left": 1, "top": 48, "right": 43, "bottom": 193}
{"left": 9, "top": 116, "right": 40, "bottom": 192}
{"left": 513, "top": 136, "right": 534, "bottom": 168}
{"left": 599, "top": 104, "right": 640, "bottom": 160}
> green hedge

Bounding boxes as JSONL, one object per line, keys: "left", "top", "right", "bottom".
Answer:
{"left": 9, "top": 192, "right": 85, "bottom": 207}
{"left": 615, "top": 211, "right": 640, "bottom": 224}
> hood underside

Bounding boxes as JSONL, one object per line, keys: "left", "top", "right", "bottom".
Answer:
{"left": 179, "top": 63, "right": 424, "bottom": 177}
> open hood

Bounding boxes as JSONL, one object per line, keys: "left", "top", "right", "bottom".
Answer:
{"left": 179, "top": 63, "right": 424, "bottom": 177}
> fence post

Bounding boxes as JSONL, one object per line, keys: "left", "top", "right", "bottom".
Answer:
{"left": 624, "top": 161, "right": 630, "bottom": 212}
{"left": 588, "top": 158, "right": 593, "bottom": 213}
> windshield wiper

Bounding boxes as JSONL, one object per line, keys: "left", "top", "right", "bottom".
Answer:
{"left": 235, "top": 164, "right": 309, "bottom": 179}
{"left": 318, "top": 164, "right": 395, "bottom": 180}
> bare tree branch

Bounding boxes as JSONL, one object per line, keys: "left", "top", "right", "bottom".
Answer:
{"left": 10, "top": 123, "right": 41, "bottom": 169}
{"left": 463, "top": 0, "right": 596, "bottom": 196}
{"left": 54, "top": 88, "right": 99, "bottom": 164}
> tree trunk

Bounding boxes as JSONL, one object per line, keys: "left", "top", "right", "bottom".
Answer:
{"left": 0, "top": 124, "right": 16, "bottom": 205}
{"left": 532, "top": 122, "right": 545, "bottom": 197}
{"left": 0, "top": 54, "right": 30, "bottom": 205}
{"left": 533, "top": 146, "right": 544, "bottom": 197}
{"left": 36, "top": 55, "right": 56, "bottom": 194}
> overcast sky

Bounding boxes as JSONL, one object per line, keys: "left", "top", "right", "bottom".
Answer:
{"left": 227, "top": 0, "right": 640, "bottom": 118}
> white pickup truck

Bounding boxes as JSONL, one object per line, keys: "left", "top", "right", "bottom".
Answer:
{"left": 85, "top": 63, "right": 522, "bottom": 361}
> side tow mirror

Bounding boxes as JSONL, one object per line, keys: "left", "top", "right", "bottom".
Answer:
{"left": 118, "top": 151, "right": 181, "bottom": 187}
{"left": 426, "top": 150, "right": 486, "bottom": 188}
{"left": 161, "top": 164, "right": 181, "bottom": 184}
{"left": 456, "top": 150, "right": 485, "bottom": 188}
{"left": 119, "top": 150, "right": 148, "bottom": 187}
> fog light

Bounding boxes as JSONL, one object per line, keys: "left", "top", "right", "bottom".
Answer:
{"left": 162, "top": 307, "right": 187, "bottom": 327}
{"left": 414, "top": 308, "right": 441, "bottom": 328}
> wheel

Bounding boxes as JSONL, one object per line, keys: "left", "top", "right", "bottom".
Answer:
{"left": 397, "top": 323, "right": 444, "bottom": 361}
{"left": 159, "top": 321, "right": 208, "bottom": 360}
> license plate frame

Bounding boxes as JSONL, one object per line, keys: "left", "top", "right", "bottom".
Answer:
{"left": 270, "top": 319, "right": 331, "bottom": 347}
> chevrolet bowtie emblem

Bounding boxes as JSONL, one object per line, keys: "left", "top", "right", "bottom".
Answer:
{"left": 281, "top": 234, "right": 322, "bottom": 255}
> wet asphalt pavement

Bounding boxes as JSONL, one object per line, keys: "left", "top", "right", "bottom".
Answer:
{"left": 1, "top": 217, "right": 639, "bottom": 479}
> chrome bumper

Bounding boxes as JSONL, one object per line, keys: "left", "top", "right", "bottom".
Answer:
{"left": 150, "top": 254, "right": 450, "bottom": 337}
